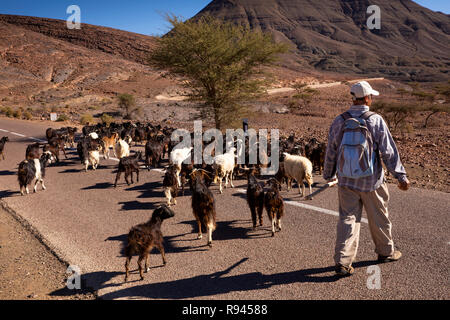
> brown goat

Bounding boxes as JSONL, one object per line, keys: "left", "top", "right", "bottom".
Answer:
{"left": 124, "top": 205, "right": 175, "bottom": 282}
{"left": 264, "top": 178, "right": 285, "bottom": 237}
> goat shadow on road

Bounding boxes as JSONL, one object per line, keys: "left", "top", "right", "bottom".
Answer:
{"left": 105, "top": 229, "right": 213, "bottom": 257}
{"left": 179, "top": 219, "right": 273, "bottom": 241}
{"left": 96, "top": 258, "right": 380, "bottom": 300}
{"left": 0, "top": 170, "right": 16, "bottom": 176}
{"left": 0, "top": 189, "right": 20, "bottom": 198}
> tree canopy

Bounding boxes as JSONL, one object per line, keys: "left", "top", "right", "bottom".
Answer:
{"left": 148, "top": 14, "right": 288, "bottom": 129}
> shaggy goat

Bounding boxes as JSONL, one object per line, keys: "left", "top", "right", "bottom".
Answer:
{"left": 0, "top": 136, "right": 9, "bottom": 160}
{"left": 145, "top": 138, "right": 164, "bottom": 170}
{"left": 213, "top": 147, "right": 236, "bottom": 194}
{"left": 18, "top": 152, "right": 55, "bottom": 195}
{"left": 115, "top": 139, "right": 131, "bottom": 159}
{"left": 163, "top": 165, "right": 179, "bottom": 206}
{"left": 190, "top": 169, "right": 216, "bottom": 247}
{"left": 124, "top": 205, "right": 175, "bottom": 282}
{"left": 246, "top": 170, "right": 264, "bottom": 229}
{"left": 281, "top": 152, "right": 314, "bottom": 197}
{"left": 170, "top": 147, "right": 193, "bottom": 187}
{"left": 114, "top": 152, "right": 142, "bottom": 187}
{"left": 264, "top": 178, "right": 284, "bottom": 237}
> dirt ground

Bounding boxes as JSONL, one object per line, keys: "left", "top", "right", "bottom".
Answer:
{"left": 0, "top": 205, "right": 95, "bottom": 300}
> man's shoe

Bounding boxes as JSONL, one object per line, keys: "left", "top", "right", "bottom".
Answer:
{"left": 378, "top": 250, "right": 402, "bottom": 263}
{"left": 335, "top": 264, "right": 354, "bottom": 277}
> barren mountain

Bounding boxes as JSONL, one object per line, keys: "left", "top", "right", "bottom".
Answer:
{"left": 195, "top": 0, "right": 450, "bottom": 81}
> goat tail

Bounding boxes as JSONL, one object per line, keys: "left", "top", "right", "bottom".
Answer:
{"left": 123, "top": 241, "right": 138, "bottom": 257}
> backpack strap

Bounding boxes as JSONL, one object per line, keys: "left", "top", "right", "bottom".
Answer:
{"left": 341, "top": 112, "right": 353, "bottom": 121}
{"left": 341, "top": 111, "right": 376, "bottom": 122}
{"left": 360, "top": 111, "right": 376, "bottom": 121}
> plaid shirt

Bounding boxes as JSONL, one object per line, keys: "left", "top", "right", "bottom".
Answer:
{"left": 323, "top": 105, "right": 408, "bottom": 192}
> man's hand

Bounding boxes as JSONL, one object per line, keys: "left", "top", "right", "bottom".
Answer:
{"left": 398, "top": 178, "right": 410, "bottom": 191}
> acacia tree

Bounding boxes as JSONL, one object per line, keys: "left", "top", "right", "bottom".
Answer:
{"left": 148, "top": 15, "right": 288, "bottom": 130}
{"left": 118, "top": 93, "right": 139, "bottom": 120}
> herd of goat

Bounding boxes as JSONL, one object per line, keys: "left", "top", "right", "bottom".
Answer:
{"left": 1, "top": 121, "right": 327, "bottom": 281}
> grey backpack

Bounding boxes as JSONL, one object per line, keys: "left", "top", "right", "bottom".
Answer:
{"left": 337, "top": 111, "right": 376, "bottom": 179}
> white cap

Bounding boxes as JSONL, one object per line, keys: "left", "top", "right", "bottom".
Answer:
{"left": 350, "top": 81, "right": 380, "bottom": 99}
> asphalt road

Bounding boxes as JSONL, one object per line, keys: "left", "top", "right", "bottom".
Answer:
{"left": 0, "top": 117, "right": 448, "bottom": 300}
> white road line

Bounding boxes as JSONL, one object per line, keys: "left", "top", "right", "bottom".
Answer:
{"left": 0, "top": 127, "right": 45, "bottom": 142}
{"left": 237, "top": 188, "right": 369, "bottom": 224}
{"left": 9, "top": 131, "right": 26, "bottom": 137}
{"left": 29, "top": 137, "right": 47, "bottom": 143}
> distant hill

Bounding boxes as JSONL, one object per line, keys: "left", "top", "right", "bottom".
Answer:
{"left": 194, "top": 0, "right": 450, "bottom": 81}
{"left": 0, "top": 14, "right": 157, "bottom": 65}
{"left": 0, "top": 15, "right": 176, "bottom": 110}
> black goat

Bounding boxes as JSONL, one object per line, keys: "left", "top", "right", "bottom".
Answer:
{"left": 246, "top": 170, "right": 265, "bottom": 229}
{"left": 114, "top": 151, "right": 142, "bottom": 187}
{"left": 0, "top": 136, "right": 9, "bottom": 160}
{"left": 145, "top": 138, "right": 163, "bottom": 170}
{"left": 264, "top": 178, "right": 285, "bottom": 237}
{"left": 124, "top": 205, "right": 175, "bottom": 282}
{"left": 190, "top": 169, "right": 216, "bottom": 247}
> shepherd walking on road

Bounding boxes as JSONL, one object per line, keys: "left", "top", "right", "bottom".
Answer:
{"left": 323, "top": 81, "right": 410, "bottom": 277}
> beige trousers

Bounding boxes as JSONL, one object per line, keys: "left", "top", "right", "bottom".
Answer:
{"left": 334, "top": 182, "right": 394, "bottom": 267}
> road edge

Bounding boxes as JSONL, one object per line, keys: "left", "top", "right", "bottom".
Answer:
{"left": 0, "top": 199, "right": 99, "bottom": 299}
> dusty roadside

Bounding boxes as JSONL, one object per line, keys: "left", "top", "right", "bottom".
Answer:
{"left": 0, "top": 206, "right": 95, "bottom": 300}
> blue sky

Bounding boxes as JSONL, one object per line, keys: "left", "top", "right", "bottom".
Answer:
{"left": 0, "top": 0, "right": 448, "bottom": 36}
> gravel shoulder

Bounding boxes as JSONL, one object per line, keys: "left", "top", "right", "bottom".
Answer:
{"left": 0, "top": 205, "right": 95, "bottom": 300}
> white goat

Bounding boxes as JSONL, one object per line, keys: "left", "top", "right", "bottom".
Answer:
{"left": 85, "top": 150, "right": 100, "bottom": 172}
{"left": 115, "top": 139, "right": 130, "bottom": 159}
{"left": 170, "top": 147, "right": 193, "bottom": 187}
{"left": 213, "top": 147, "right": 236, "bottom": 194}
{"left": 281, "top": 152, "right": 314, "bottom": 197}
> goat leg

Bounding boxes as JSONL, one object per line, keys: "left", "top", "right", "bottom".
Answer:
{"left": 144, "top": 253, "right": 149, "bottom": 273}
{"left": 197, "top": 220, "right": 203, "bottom": 239}
{"left": 257, "top": 205, "right": 264, "bottom": 227}
{"left": 207, "top": 226, "right": 213, "bottom": 248}
{"left": 137, "top": 255, "right": 144, "bottom": 280}
{"left": 250, "top": 206, "right": 257, "bottom": 229}
{"left": 230, "top": 171, "right": 234, "bottom": 188}
{"left": 158, "top": 244, "right": 167, "bottom": 265}
{"left": 124, "top": 257, "right": 131, "bottom": 282}
{"left": 124, "top": 172, "right": 131, "bottom": 186}
{"left": 114, "top": 171, "right": 122, "bottom": 188}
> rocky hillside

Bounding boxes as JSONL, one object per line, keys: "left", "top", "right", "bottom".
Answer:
{"left": 0, "top": 14, "right": 157, "bottom": 65}
{"left": 0, "top": 15, "right": 173, "bottom": 111}
{"left": 195, "top": 0, "right": 450, "bottom": 81}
